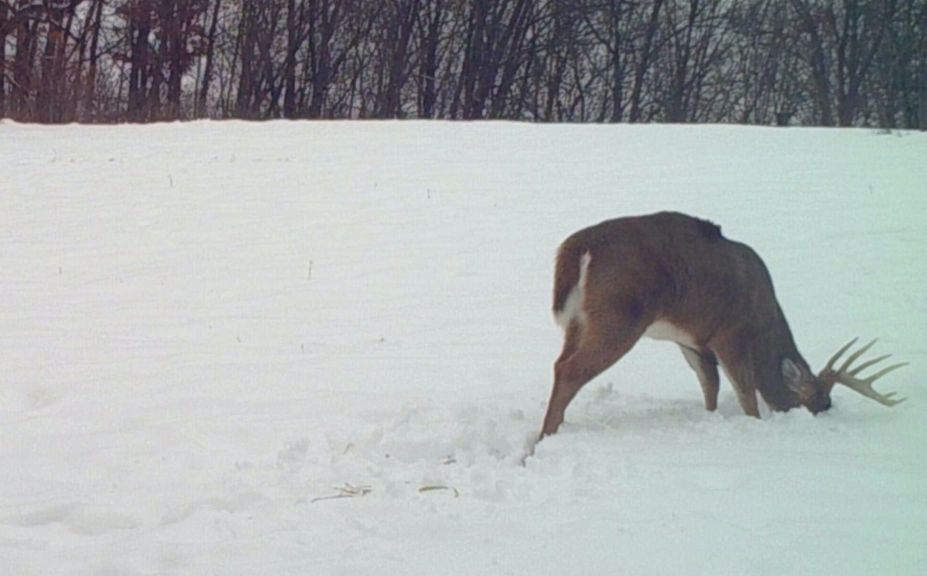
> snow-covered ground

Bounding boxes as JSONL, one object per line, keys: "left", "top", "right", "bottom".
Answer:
{"left": 1, "top": 121, "right": 925, "bottom": 575}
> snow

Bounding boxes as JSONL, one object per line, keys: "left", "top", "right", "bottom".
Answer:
{"left": 1, "top": 120, "right": 925, "bottom": 575}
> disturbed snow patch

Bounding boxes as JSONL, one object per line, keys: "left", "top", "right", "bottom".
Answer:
{"left": 314, "top": 400, "right": 538, "bottom": 503}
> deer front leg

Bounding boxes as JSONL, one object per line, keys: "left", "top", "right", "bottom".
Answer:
{"left": 680, "top": 345, "right": 721, "bottom": 411}
{"left": 714, "top": 347, "right": 760, "bottom": 418}
{"left": 732, "top": 380, "right": 760, "bottom": 417}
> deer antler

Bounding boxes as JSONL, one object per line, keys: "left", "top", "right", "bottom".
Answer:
{"left": 819, "top": 338, "right": 907, "bottom": 407}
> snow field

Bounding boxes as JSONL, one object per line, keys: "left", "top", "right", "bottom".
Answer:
{"left": 1, "top": 120, "right": 925, "bottom": 575}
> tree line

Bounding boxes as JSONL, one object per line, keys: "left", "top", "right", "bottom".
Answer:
{"left": 1, "top": 0, "right": 925, "bottom": 128}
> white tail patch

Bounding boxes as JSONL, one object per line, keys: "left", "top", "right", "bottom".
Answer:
{"left": 555, "top": 251, "right": 591, "bottom": 330}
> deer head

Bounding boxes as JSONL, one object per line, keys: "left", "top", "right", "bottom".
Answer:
{"left": 783, "top": 338, "right": 907, "bottom": 414}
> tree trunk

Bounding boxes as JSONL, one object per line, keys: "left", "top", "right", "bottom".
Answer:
{"left": 378, "top": 0, "right": 420, "bottom": 118}
{"left": 920, "top": 21, "right": 927, "bottom": 130}
{"left": 36, "top": 3, "right": 62, "bottom": 122}
{"left": 236, "top": 1, "right": 256, "bottom": 118}
{"left": 791, "top": 0, "right": 835, "bottom": 126}
{"left": 12, "top": 12, "right": 38, "bottom": 120}
{"left": 83, "top": 0, "right": 104, "bottom": 121}
{"left": 0, "top": 2, "right": 7, "bottom": 119}
{"left": 607, "top": 3, "right": 625, "bottom": 123}
{"left": 629, "top": 0, "right": 663, "bottom": 123}
{"left": 196, "top": 0, "right": 221, "bottom": 118}
{"left": 128, "top": 3, "right": 153, "bottom": 122}
{"left": 162, "top": 0, "right": 185, "bottom": 121}
{"left": 417, "top": 0, "right": 443, "bottom": 118}
{"left": 283, "top": 0, "right": 303, "bottom": 118}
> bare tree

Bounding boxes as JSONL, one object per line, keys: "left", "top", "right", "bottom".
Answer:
{"left": 373, "top": 0, "right": 419, "bottom": 118}
{"left": 655, "top": 0, "right": 733, "bottom": 123}
{"left": 0, "top": 0, "right": 8, "bottom": 118}
{"left": 414, "top": 0, "right": 448, "bottom": 118}
{"left": 82, "top": 0, "right": 104, "bottom": 121}
{"left": 0, "top": 0, "right": 921, "bottom": 126}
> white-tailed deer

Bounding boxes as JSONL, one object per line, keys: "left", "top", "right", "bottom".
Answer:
{"left": 541, "top": 212, "right": 906, "bottom": 437}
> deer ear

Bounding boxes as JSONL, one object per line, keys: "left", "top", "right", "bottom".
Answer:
{"left": 781, "top": 358, "right": 804, "bottom": 393}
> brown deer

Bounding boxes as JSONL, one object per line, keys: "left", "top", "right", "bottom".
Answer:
{"left": 541, "top": 211, "right": 906, "bottom": 438}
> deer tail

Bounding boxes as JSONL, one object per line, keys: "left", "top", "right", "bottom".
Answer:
{"left": 552, "top": 237, "right": 591, "bottom": 328}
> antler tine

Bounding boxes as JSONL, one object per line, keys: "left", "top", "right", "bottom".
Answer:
{"left": 864, "top": 361, "right": 909, "bottom": 385}
{"left": 850, "top": 361, "right": 908, "bottom": 406}
{"left": 821, "top": 337, "right": 858, "bottom": 375}
{"left": 847, "top": 353, "right": 892, "bottom": 377}
{"left": 836, "top": 338, "right": 878, "bottom": 374}
{"left": 824, "top": 338, "right": 908, "bottom": 407}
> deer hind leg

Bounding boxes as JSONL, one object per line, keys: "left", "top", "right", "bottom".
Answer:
{"left": 679, "top": 345, "right": 720, "bottom": 411}
{"left": 541, "top": 315, "right": 646, "bottom": 438}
